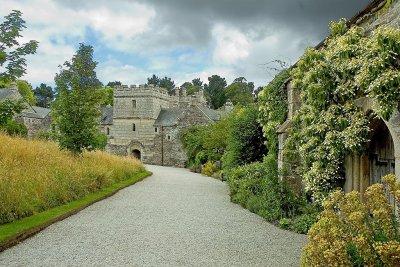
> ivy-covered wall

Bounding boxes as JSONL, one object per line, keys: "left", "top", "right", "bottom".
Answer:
{"left": 270, "top": 1, "right": 400, "bottom": 203}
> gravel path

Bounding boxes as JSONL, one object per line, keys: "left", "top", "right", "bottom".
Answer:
{"left": 0, "top": 165, "right": 306, "bottom": 267}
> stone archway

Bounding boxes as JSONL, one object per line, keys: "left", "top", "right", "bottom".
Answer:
{"left": 132, "top": 149, "right": 141, "bottom": 160}
{"left": 344, "top": 108, "right": 397, "bottom": 205}
{"left": 368, "top": 116, "right": 395, "bottom": 186}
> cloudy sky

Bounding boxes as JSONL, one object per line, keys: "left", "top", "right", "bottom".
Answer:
{"left": 2, "top": 0, "right": 371, "bottom": 88}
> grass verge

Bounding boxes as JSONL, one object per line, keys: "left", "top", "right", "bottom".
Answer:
{"left": 0, "top": 170, "right": 152, "bottom": 252}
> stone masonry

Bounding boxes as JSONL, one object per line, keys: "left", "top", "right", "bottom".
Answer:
{"left": 101, "top": 84, "right": 229, "bottom": 167}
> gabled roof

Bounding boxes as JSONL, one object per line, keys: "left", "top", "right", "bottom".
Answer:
{"left": 23, "top": 106, "right": 51, "bottom": 119}
{"left": 196, "top": 106, "right": 226, "bottom": 121}
{"left": 154, "top": 108, "right": 185, "bottom": 127}
{"left": 0, "top": 88, "right": 21, "bottom": 100}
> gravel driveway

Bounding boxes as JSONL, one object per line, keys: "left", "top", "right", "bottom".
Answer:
{"left": 0, "top": 165, "right": 306, "bottom": 267}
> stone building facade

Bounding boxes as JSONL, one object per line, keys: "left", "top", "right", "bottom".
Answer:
{"left": 0, "top": 83, "right": 51, "bottom": 137}
{"left": 278, "top": 0, "right": 400, "bottom": 198}
{"left": 101, "top": 84, "right": 228, "bottom": 167}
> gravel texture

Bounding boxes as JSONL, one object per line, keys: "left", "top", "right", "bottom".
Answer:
{"left": 0, "top": 165, "right": 307, "bottom": 267}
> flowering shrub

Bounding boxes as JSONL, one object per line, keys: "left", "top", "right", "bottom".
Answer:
{"left": 284, "top": 21, "right": 400, "bottom": 203}
{"left": 201, "top": 161, "right": 219, "bottom": 177}
{"left": 301, "top": 174, "right": 400, "bottom": 267}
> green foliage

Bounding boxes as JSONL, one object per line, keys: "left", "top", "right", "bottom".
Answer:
{"left": 98, "top": 86, "right": 113, "bottom": 106}
{"left": 279, "top": 218, "right": 291, "bottom": 230}
{"left": 147, "top": 74, "right": 175, "bottom": 93}
{"left": 201, "top": 161, "right": 219, "bottom": 177}
{"left": 0, "top": 10, "right": 38, "bottom": 83}
{"left": 226, "top": 156, "right": 308, "bottom": 222}
{"left": 204, "top": 75, "right": 227, "bottom": 109}
{"left": 0, "top": 98, "right": 24, "bottom": 126}
{"left": 106, "top": 81, "right": 121, "bottom": 87}
{"left": 301, "top": 175, "right": 400, "bottom": 267}
{"left": 285, "top": 23, "right": 400, "bottom": 203}
{"left": 182, "top": 79, "right": 203, "bottom": 96}
{"left": 181, "top": 115, "right": 230, "bottom": 169}
{"left": 291, "top": 213, "right": 318, "bottom": 234}
{"left": 51, "top": 43, "right": 104, "bottom": 154}
{"left": 258, "top": 70, "right": 290, "bottom": 155}
{"left": 222, "top": 104, "right": 267, "bottom": 170}
{"left": 33, "top": 83, "right": 54, "bottom": 108}
{"left": 1, "top": 119, "right": 27, "bottom": 136}
{"left": 16, "top": 80, "right": 35, "bottom": 105}
{"left": 224, "top": 77, "right": 254, "bottom": 106}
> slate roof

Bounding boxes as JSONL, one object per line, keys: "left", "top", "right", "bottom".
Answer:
{"left": 154, "top": 108, "right": 185, "bottom": 127}
{"left": 0, "top": 88, "right": 19, "bottom": 100}
{"left": 100, "top": 105, "right": 113, "bottom": 125}
{"left": 23, "top": 106, "right": 51, "bottom": 119}
{"left": 196, "top": 106, "right": 226, "bottom": 121}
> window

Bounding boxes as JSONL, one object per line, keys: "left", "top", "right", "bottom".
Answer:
{"left": 106, "top": 127, "right": 110, "bottom": 135}
{"left": 132, "top": 123, "right": 136, "bottom": 131}
{"left": 167, "top": 135, "right": 171, "bottom": 140}
{"left": 132, "top": 100, "right": 137, "bottom": 109}
{"left": 155, "top": 127, "right": 158, "bottom": 133}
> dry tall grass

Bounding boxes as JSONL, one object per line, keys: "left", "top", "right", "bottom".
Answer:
{"left": 0, "top": 133, "right": 145, "bottom": 224}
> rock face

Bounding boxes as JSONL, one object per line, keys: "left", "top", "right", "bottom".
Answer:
{"left": 101, "top": 85, "right": 228, "bottom": 167}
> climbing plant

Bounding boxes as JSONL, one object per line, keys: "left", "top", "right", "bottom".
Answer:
{"left": 258, "top": 70, "right": 290, "bottom": 156}
{"left": 284, "top": 20, "right": 400, "bottom": 203}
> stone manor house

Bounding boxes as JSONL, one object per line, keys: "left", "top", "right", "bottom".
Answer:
{"left": 0, "top": 83, "right": 51, "bottom": 137}
{"left": 100, "top": 84, "right": 229, "bottom": 167}
{"left": 278, "top": 0, "right": 400, "bottom": 203}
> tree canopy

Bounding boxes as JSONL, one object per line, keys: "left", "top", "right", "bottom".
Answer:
{"left": 33, "top": 83, "right": 54, "bottom": 108}
{"left": 0, "top": 10, "right": 38, "bottom": 83}
{"left": 204, "top": 75, "right": 227, "bottom": 109}
{"left": 52, "top": 43, "right": 106, "bottom": 154}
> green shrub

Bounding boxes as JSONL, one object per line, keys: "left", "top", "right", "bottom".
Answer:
{"left": 1, "top": 120, "right": 28, "bottom": 136}
{"left": 201, "top": 161, "right": 219, "bottom": 177}
{"left": 291, "top": 213, "right": 318, "bottom": 234}
{"left": 301, "top": 174, "right": 400, "bottom": 267}
{"left": 279, "top": 218, "right": 291, "bottom": 230}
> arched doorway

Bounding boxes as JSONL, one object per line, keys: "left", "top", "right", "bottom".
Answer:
{"left": 368, "top": 117, "right": 395, "bottom": 185}
{"left": 132, "top": 149, "right": 141, "bottom": 160}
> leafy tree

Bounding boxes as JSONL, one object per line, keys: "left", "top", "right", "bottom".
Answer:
{"left": 33, "top": 83, "right": 54, "bottom": 108}
{"left": 147, "top": 74, "right": 160, "bottom": 86}
{"left": 225, "top": 77, "right": 254, "bottom": 106}
{"left": 98, "top": 85, "right": 113, "bottom": 106}
{"left": 205, "top": 75, "right": 227, "bottom": 109}
{"left": 0, "top": 98, "right": 27, "bottom": 136}
{"left": 146, "top": 74, "right": 175, "bottom": 94}
{"left": 159, "top": 76, "right": 175, "bottom": 93}
{"left": 192, "top": 78, "right": 203, "bottom": 87}
{"left": 52, "top": 43, "right": 106, "bottom": 154}
{"left": 181, "top": 79, "right": 203, "bottom": 96}
{"left": 106, "top": 81, "right": 121, "bottom": 87}
{"left": 0, "top": 10, "right": 38, "bottom": 83}
{"left": 16, "top": 80, "right": 35, "bottom": 105}
{"left": 222, "top": 104, "right": 267, "bottom": 169}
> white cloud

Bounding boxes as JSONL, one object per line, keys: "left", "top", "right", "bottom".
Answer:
{"left": 97, "top": 59, "right": 149, "bottom": 86}
{"left": 212, "top": 25, "right": 250, "bottom": 64}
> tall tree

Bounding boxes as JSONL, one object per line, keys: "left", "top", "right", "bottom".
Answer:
{"left": 159, "top": 76, "right": 175, "bottom": 93}
{"left": 106, "top": 81, "right": 122, "bottom": 87}
{"left": 52, "top": 43, "right": 106, "bottom": 154}
{"left": 34, "top": 83, "right": 54, "bottom": 108}
{"left": 16, "top": 80, "right": 36, "bottom": 105}
{"left": 192, "top": 78, "right": 203, "bottom": 87}
{"left": 146, "top": 74, "right": 175, "bottom": 94}
{"left": 205, "top": 75, "right": 227, "bottom": 109}
{"left": 147, "top": 74, "right": 160, "bottom": 86}
{"left": 0, "top": 10, "right": 38, "bottom": 84}
{"left": 225, "top": 77, "right": 254, "bottom": 106}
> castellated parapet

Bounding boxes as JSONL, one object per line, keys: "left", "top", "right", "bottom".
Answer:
{"left": 101, "top": 83, "right": 219, "bottom": 167}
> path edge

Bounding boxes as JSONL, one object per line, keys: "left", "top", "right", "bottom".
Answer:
{"left": 0, "top": 170, "right": 152, "bottom": 253}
